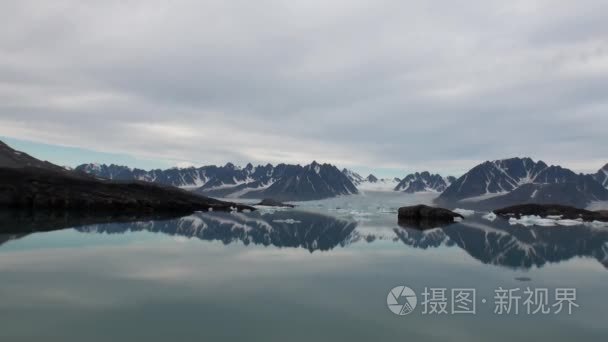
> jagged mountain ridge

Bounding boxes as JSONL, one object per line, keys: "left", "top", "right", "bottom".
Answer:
{"left": 342, "top": 168, "right": 453, "bottom": 193}
{"left": 437, "top": 157, "right": 608, "bottom": 209}
{"left": 341, "top": 170, "right": 401, "bottom": 191}
{"left": 235, "top": 162, "right": 358, "bottom": 201}
{"left": 78, "top": 161, "right": 358, "bottom": 201}
{"left": 341, "top": 168, "right": 365, "bottom": 185}
{"left": 394, "top": 172, "right": 455, "bottom": 193}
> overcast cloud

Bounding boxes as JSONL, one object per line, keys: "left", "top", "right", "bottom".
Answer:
{"left": 1, "top": 0, "right": 607, "bottom": 175}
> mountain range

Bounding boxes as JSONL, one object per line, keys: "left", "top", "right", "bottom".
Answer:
{"left": 341, "top": 169, "right": 454, "bottom": 193}
{"left": 394, "top": 172, "right": 455, "bottom": 193}
{"left": 6, "top": 137, "right": 607, "bottom": 208}
{"left": 341, "top": 169, "right": 402, "bottom": 191}
{"left": 79, "top": 162, "right": 459, "bottom": 198}
{"left": 76, "top": 156, "right": 608, "bottom": 208}
{"left": 436, "top": 157, "right": 608, "bottom": 209}
{"left": 77, "top": 161, "right": 358, "bottom": 201}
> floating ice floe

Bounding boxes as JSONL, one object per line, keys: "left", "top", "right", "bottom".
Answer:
{"left": 482, "top": 212, "right": 497, "bottom": 221}
{"left": 589, "top": 221, "right": 608, "bottom": 228}
{"left": 453, "top": 208, "right": 475, "bottom": 217}
{"left": 272, "top": 219, "right": 301, "bottom": 224}
{"left": 555, "top": 219, "right": 581, "bottom": 226}
{"left": 256, "top": 206, "right": 288, "bottom": 215}
{"left": 509, "top": 215, "right": 559, "bottom": 226}
{"left": 508, "top": 215, "right": 607, "bottom": 227}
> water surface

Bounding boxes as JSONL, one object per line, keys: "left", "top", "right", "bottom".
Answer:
{"left": 1, "top": 192, "right": 607, "bottom": 341}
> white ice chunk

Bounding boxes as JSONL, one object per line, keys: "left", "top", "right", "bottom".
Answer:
{"left": 556, "top": 219, "right": 581, "bottom": 226}
{"left": 454, "top": 208, "right": 475, "bottom": 217}
{"left": 272, "top": 219, "right": 301, "bottom": 224}
{"left": 508, "top": 215, "right": 606, "bottom": 228}
{"left": 509, "top": 215, "right": 557, "bottom": 227}
{"left": 482, "top": 212, "right": 497, "bottom": 221}
{"left": 589, "top": 220, "right": 608, "bottom": 228}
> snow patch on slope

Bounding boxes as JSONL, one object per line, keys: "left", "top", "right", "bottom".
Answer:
{"left": 459, "top": 192, "right": 508, "bottom": 202}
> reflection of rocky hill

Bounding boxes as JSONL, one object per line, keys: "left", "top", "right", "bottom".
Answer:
{"left": 0, "top": 210, "right": 191, "bottom": 247}
{"left": 0, "top": 233, "right": 27, "bottom": 247}
{"left": 0, "top": 210, "right": 185, "bottom": 234}
{"left": 76, "top": 211, "right": 357, "bottom": 252}
{"left": 395, "top": 218, "right": 608, "bottom": 269}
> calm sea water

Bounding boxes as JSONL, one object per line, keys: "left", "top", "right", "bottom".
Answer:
{"left": 1, "top": 191, "right": 607, "bottom": 341}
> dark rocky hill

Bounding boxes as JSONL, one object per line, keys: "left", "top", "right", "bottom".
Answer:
{"left": 0, "top": 140, "right": 252, "bottom": 213}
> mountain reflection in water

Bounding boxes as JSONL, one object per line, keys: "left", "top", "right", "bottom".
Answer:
{"left": 2, "top": 209, "right": 608, "bottom": 270}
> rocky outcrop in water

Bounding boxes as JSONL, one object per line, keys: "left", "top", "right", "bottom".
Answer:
{"left": 256, "top": 199, "right": 295, "bottom": 208}
{"left": 398, "top": 205, "right": 464, "bottom": 229}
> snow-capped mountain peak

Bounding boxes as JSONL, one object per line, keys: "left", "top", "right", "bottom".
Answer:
{"left": 394, "top": 171, "right": 453, "bottom": 193}
{"left": 76, "top": 161, "right": 358, "bottom": 201}
{"left": 341, "top": 168, "right": 364, "bottom": 185}
{"left": 356, "top": 173, "right": 400, "bottom": 192}
{"left": 595, "top": 163, "right": 608, "bottom": 188}
{"left": 437, "top": 157, "right": 608, "bottom": 208}
{"left": 365, "top": 174, "right": 378, "bottom": 183}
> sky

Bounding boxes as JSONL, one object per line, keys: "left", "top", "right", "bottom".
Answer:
{"left": 0, "top": 1, "right": 607, "bottom": 177}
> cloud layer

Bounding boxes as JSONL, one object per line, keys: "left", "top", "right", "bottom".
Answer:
{"left": 1, "top": 0, "right": 607, "bottom": 174}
